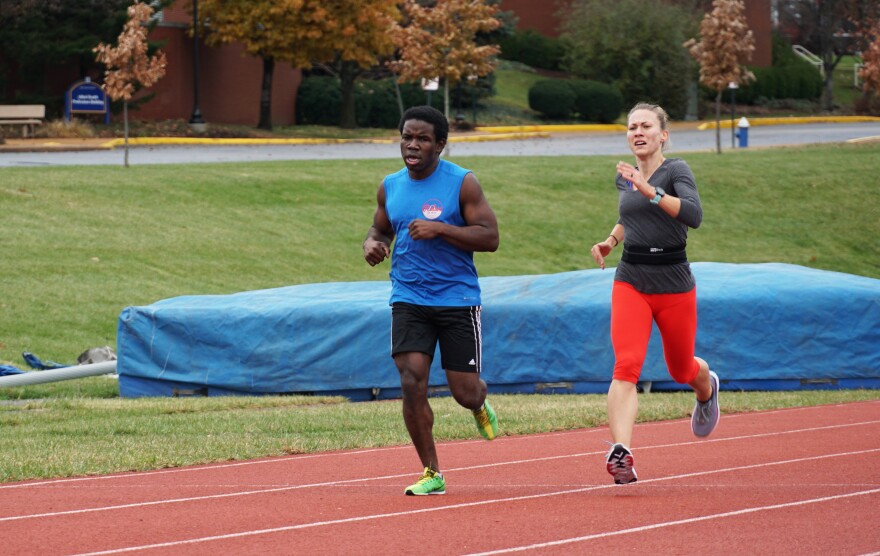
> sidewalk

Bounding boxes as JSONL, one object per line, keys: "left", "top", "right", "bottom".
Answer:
{"left": 1, "top": 116, "right": 877, "bottom": 153}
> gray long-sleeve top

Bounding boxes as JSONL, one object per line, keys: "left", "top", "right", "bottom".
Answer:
{"left": 614, "top": 157, "right": 703, "bottom": 294}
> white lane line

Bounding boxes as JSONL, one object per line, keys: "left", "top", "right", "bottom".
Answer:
{"left": 67, "top": 448, "right": 880, "bottom": 556}
{"left": 3, "top": 400, "right": 876, "bottom": 490}
{"left": 464, "top": 487, "right": 880, "bottom": 555}
{"left": 2, "top": 420, "right": 878, "bottom": 522}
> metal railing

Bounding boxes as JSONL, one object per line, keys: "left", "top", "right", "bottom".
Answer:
{"left": 853, "top": 61, "right": 864, "bottom": 88}
{"left": 793, "top": 45, "right": 824, "bottom": 78}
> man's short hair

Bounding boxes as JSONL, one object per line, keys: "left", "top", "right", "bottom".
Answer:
{"left": 399, "top": 105, "right": 449, "bottom": 144}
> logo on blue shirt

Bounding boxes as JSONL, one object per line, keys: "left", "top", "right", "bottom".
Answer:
{"left": 422, "top": 198, "right": 443, "bottom": 220}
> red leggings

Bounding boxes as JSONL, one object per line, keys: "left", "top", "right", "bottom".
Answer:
{"left": 611, "top": 280, "right": 700, "bottom": 384}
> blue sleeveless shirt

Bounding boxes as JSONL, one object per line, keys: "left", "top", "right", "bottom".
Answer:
{"left": 384, "top": 159, "right": 481, "bottom": 306}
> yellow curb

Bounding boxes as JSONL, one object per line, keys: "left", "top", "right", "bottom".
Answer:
{"left": 475, "top": 124, "right": 625, "bottom": 133}
{"left": 697, "top": 115, "right": 880, "bottom": 130}
{"left": 100, "top": 136, "right": 394, "bottom": 148}
{"left": 449, "top": 131, "right": 549, "bottom": 142}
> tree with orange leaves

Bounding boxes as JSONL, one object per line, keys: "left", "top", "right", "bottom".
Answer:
{"left": 197, "top": 1, "right": 327, "bottom": 130}
{"left": 684, "top": 0, "right": 754, "bottom": 154}
{"left": 858, "top": 18, "right": 880, "bottom": 111}
{"left": 389, "top": 0, "right": 501, "bottom": 120}
{"left": 94, "top": 1, "right": 167, "bottom": 167}
{"left": 198, "top": 0, "right": 398, "bottom": 130}
{"left": 309, "top": 1, "right": 399, "bottom": 129}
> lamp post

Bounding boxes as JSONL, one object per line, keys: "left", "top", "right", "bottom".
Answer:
{"left": 189, "top": 0, "right": 206, "bottom": 132}
{"left": 728, "top": 81, "right": 738, "bottom": 148}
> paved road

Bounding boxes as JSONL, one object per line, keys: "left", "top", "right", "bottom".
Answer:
{"left": 1, "top": 122, "right": 878, "bottom": 167}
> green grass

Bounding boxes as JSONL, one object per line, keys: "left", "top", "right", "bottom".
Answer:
{"left": 478, "top": 64, "right": 578, "bottom": 125}
{"left": 2, "top": 144, "right": 878, "bottom": 367}
{"left": 1, "top": 143, "right": 878, "bottom": 482}
{"left": 492, "top": 66, "right": 545, "bottom": 112}
{"left": 832, "top": 54, "right": 864, "bottom": 110}
{"left": 3, "top": 390, "right": 878, "bottom": 482}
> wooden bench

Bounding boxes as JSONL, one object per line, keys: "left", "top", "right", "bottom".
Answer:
{"left": 0, "top": 105, "right": 46, "bottom": 138}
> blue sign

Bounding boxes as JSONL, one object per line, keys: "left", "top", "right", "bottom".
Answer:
{"left": 65, "top": 78, "right": 110, "bottom": 123}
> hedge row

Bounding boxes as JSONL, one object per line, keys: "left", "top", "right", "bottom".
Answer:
{"left": 297, "top": 75, "right": 494, "bottom": 128}
{"left": 528, "top": 79, "right": 624, "bottom": 123}
{"left": 708, "top": 34, "right": 824, "bottom": 105}
{"left": 736, "top": 63, "right": 823, "bottom": 104}
{"left": 296, "top": 77, "right": 446, "bottom": 128}
{"left": 498, "top": 29, "right": 566, "bottom": 72}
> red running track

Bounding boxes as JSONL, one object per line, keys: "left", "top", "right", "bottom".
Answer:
{"left": 1, "top": 400, "right": 878, "bottom": 555}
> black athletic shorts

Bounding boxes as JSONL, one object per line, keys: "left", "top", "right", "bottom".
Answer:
{"left": 391, "top": 302, "right": 482, "bottom": 373}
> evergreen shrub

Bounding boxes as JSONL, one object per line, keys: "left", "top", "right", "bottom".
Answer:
{"left": 730, "top": 33, "right": 823, "bottom": 105}
{"left": 498, "top": 29, "right": 565, "bottom": 71}
{"left": 297, "top": 76, "right": 446, "bottom": 129}
{"left": 528, "top": 79, "right": 576, "bottom": 119}
{"left": 296, "top": 76, "right": 342, "bottom": 126}
{"left": 569, "top": 79, "right": 624, "bottom": 123}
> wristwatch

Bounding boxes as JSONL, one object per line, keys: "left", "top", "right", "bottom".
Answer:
{"left": 650, "top": 187, "right": 666, "bottom": 205}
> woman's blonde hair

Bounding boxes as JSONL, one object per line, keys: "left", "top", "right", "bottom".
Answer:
{"left": 628, "top": 103, "right": 670, "bottom": 150}
{"left": 628, "top": 103, "right": 670, "bottom": 130}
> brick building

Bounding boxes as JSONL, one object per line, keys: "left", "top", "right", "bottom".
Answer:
{"left": 140, "top": 3, "right": 302, "bottom": 126}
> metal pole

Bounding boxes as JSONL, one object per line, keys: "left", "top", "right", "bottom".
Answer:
{"left": 0, "top": 361, "right": 117, "bottom": 388}
{"left": 730, "top": 87, "right": 736, "bottom": 149}
{"left": 472, "top": 87, "right": 477, "bottom": 127}
{"left": 189, "top": 0, "right": 206, "bottom": 130}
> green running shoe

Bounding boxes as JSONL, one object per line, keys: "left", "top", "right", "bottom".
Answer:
{"left": 473, "top": 400, "right": 498, "bottom": 441}
{"left": 404, "top": 467, "right": 446, "bottom": 496}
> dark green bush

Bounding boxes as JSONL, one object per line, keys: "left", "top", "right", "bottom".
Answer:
{"left": 296, "top": 76, "right": 342, "bottom": 126}
{"left": 528, "top": 79, "right": 576, "bottom": 119}
{"left": 355, "top": 79, "right": 398, "bottom": 128}
{"left": 722, "top": 33, "right": 822, "bottom": 105}
{"left": 297, "top": 76, "right": 448, "bottom": 128}
{"left": 568, "top": 79, "right": 624, "bottom": 123}
{"left": 498, "top": 29, "right": 565, "bottom": 71}
{"left": 362, "top": 80, "right": 446, "bottom": 128}
{"left": 784, "top": 62, "right": 822, "bottom": 99}
{"left": 736, "top": 61, "right": 821, "bottom": 104}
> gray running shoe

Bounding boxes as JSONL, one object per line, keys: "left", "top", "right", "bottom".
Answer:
{"left": 692, "top": 370, "right": 720, "bottom": 437}
{"left": 605, "top": 443, "right": 638, "bottom": 484}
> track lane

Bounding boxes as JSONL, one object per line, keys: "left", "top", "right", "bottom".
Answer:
{"left": 1, "top": 401, "right": 876, "bottom": 555}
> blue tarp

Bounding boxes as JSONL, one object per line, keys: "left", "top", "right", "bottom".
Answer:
{"left": 0, "top": 365, "right": 25, "bottom": 377}
{"left": 116, "top": 263, "right": 880, "bottom": 398}
{"left": 22, "top": 352, "right": 68, "bottom": 370}
{"left": 0, "top": 352, "right": 69, "bottom": 377}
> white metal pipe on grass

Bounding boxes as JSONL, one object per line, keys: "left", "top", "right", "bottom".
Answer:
{"left": 0, "top": 361, "right": 117, "bottom": 388}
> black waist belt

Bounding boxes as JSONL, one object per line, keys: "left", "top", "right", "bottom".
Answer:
{"left": 621, "top": 244, "right": 687, "bottom": 265}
